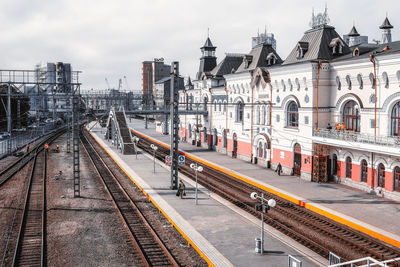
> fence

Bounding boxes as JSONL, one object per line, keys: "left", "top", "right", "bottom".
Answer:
{"left": 0, "top": 124, "right": 58, "bottom": 159}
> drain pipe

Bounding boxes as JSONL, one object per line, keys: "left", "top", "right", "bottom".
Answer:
{"left": 250, "top": 73, "right": 255, "bottom": 164}
{"left": 369, "top": 54, "right": 377, "bottom": 142}
{"left": 316, "top": 61, "right": 322, "bottom": 129}
{"left": 224, "top": 86, "right": 229, "bottom": 154}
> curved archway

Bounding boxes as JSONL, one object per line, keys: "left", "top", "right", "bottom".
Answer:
{"left": 346, "top": 157, "right": 352, "bottom": 178}
{"left": 232, "top": 133, "right": 238, "bottom": 158}
{"left": 293, "top": 143, "right": 301, "bottom": 176}
{"left": 360, "top": 159, "right": 368, "bottom": 183}
{"left": 394, "top": 166, "right": 400, "bottom": 192}
{"left": 377, "top": 163, "right": 385, "bottom": 188}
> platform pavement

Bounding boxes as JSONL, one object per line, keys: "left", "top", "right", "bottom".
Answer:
{"left": 89, "top": 123, "right": 325, "bottom": 267}
{"left": 127, "top": 119, "right": 400, "bottom": 244}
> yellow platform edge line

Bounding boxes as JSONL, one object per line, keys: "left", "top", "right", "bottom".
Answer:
{"left": 87, "top": 130, "right": 215, "bottom": 267}
{"left": 130, "top": 128, "right": 400, "bottom": 248}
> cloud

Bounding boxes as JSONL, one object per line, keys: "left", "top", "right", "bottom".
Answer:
{"left": 0, "top": 0, "right": 398, "bottom": 90}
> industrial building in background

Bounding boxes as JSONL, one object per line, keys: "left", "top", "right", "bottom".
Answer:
{"left": 141, "top": 58, "right": 171, "bottom": 109}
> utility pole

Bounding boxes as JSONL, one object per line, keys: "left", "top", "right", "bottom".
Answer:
{"left": 170, "top": 61, "right": 179, "bottom": 190}
{"left": 7, "top": 83, "right": 11, "bottom": 133}
{"left": 7, "top": 83, "right": 12, "bottom": 155}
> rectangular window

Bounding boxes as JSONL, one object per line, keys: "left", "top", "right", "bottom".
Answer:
{"left": 276, "top": 114, "right": 280, "bottom": 122}
{"left": 370, "top": 119, "right": 375, "bottom": 128}
{"left": 304, "top": 116, "right": 309, "bottom": 125}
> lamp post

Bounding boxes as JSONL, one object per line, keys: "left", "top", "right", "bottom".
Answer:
{"left": 150, "top": 144, "right": 158, "bottom": 173}
{"left": 250, "top": 192, "right": 276, "bottom": 255}
{"left": 190, "top": 163, "right": 203, "bottom": 205}
{"left": 133, "top": 136, "right": 139, "bottom": 159}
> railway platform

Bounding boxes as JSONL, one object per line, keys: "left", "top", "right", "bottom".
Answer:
{"left": 125, "top": 119, "right": 400, "bottom": 249}
{"left": 88, "top": 122, "right": 326, "bottom": 267}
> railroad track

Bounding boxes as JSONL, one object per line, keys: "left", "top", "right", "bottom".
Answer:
{"left": 0, "top": 128, "right": 65, "bottom": 187}
{"left": 133, "top": 131, "right": 400, "bottom": 264}
{"left": 81, "top": 131, "right": 179, "bottom": 267}
{"left": 12, "top": 148, "right": 47, "bottom": 267}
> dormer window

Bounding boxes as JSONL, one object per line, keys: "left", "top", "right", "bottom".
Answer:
{"left": 296, "top": 42, "right": 309, "bottom": 59}
{"left": 243, "top": 55, "right": 253, "bottom": 69}
{"left": 266, "top": 52, "right": 277, "bottom": 65}
{"left": 330, "top": 38, "right": 345, "bottom": 55}
{"left": 353, "top": 47, "right": 360, "bottom": 57}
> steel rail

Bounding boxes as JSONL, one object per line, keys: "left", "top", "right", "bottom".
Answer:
{"left": 12, "top": 148, "right": 46, "bottom": 267}
{"left": 81, "top": 131, "right": 179, "bottom": 267}
{"left": 0, "top": 127, "right": 65, "bottom": 187}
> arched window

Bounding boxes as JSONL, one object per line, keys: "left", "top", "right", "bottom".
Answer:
{"left": 360, "top": 160, "right": 368, "bottom": 183}
{"left": 336, "top": 76, "right": 341, "bottom": 90}
{"left": 369, "top": 73, "right": 375, "bottom": 88}
{"left": 295, "top": 78, "right": 300, "bottom": 91}
{"left": 346, "top": 157, "right": 352, "bottom": 178}
{"left": 223, "top": 100, "right": 227, "bottom": 112}
{"left": 218, "top": 100, "right": 222, "bottom": 112}
{"left": 214, "top": 100, "right": 217, "bottom": 111}
{"left": 287, "top": 101, "right": 299, "bottom": 127}
{"left": 391, "top": 102, "right": 400, "bottom": 136}
{"left": 236, "top": 101, "right": 244, "bottom": 122}
{"left": 256, "top": 105, "right": 260, "bottom": 124}
{"left": 281, "top": 79, "right": 286, "bottom": 91}
{"left": 377, "top": 163, "right": 385, "bottom": 188}
{"left": 343, "top": 100, "right": 360, "bottom": 132}
{"left": 382, "top": 72, "right": 389, "bottom": 88}
{"left": 357, "top": 74, "right": 363, "bottom": 89}
{"left": 394, "top": 166, "right": 400, "bottom": 192}
{"left": 346, "top": 75, "right": 352, "bottom": 90}
{"left": 258, "top": 142, "right": 263, "bottom": 158}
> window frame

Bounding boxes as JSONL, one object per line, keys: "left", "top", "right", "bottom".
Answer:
{"left": 286, "top": 101, "right": 299, "bottom": 128}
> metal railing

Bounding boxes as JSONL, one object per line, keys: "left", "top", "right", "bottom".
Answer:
{"left": 0, "top": 124, "right": 59, "bottom": 159}
{"left": 313, "top": 128, "right": 400, "bottom": 147}
{"left": 327, "top": 256, "right": 400, "bottom": 266}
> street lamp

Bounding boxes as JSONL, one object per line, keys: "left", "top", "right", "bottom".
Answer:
{"left": 150, "top": 144, "right": 158, "bottom": 173}
{"left": 250, "top": 192, "right": 276, "bottom": 255}
{"left": 133, "top": 136, "right": 139, "bottom": 159}
{"left": 190, "top": 163, "right": 203, "bottom": 205}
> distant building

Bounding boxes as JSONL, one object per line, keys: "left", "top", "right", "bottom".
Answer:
{"left": 82, "top": 89, "right": 141, "bottom": 113}
{"left": 343, "top": 25, "right": 368, "bottom": 47}
{"left": 252, "top": 28, "right": 277, "bottom": 50}
{"left": 141, "top": 58, "right": 170, "bottom": 108}
{"left": 33, "top": 62, "right": 72, "bottom": 120}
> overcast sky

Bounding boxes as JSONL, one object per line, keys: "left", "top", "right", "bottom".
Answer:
{"left": 1, "top": 0, "right": 399, "bottom": 91}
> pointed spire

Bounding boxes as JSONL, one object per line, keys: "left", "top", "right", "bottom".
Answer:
{"left": 264, "top": 25, "right": 267, "bottom": 35}
{"left": 186, "top": 76, "right": 193, "bottom": 87}
{"left": 380, "top": 16, "right": 393, "bottom": 29}
{"left": 257, "top": 28, "right": 260, "bottom": 37}
{"left": 348, "top": 25, "right": 360, "bottom": 37}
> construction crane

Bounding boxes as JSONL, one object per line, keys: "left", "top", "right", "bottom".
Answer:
{"left": 118, "top": 79, "right": 123, "bottom": 91}
{"left": 124, "top": 76, "right": 130, "bottom": 91}
{"left": 105, "top": 78, "right": 111, "bottom": 90}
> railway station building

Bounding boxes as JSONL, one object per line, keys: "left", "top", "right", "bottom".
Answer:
{"left": 178, "top": 9, "right": 400, "bottom": 201}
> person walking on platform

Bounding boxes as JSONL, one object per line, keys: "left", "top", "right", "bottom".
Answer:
{"left": 176, "top": 180, "right": 186, "bottom": 199}
{"left": 44, "top": 144, "right": 49, "bottom": 151}
{"left": 26, "top": 144, "right": 30, "bottom": 153}
{"left": 55, "top": 144, "right": 60, "bottom": 153}
{"left": 275, "top": 162, "right": 282, "bottom": 176}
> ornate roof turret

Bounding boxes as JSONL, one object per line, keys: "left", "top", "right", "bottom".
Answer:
{"left": 348, "top": 26, "right": 360, "bottom": 37}
{"left": 380, "top": 17, "right": 393, "bottom": 29}
{"left": 202, "top": 37, "right": 215, "bottom": 48}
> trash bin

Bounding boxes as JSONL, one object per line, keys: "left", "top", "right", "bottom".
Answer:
{"left": 255, "top": 238, "right": 262, "bottom": 253}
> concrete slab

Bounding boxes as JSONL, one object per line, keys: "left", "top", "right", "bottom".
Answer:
{"left": 89, "top": 123, "right": 325, "bottom": 267}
